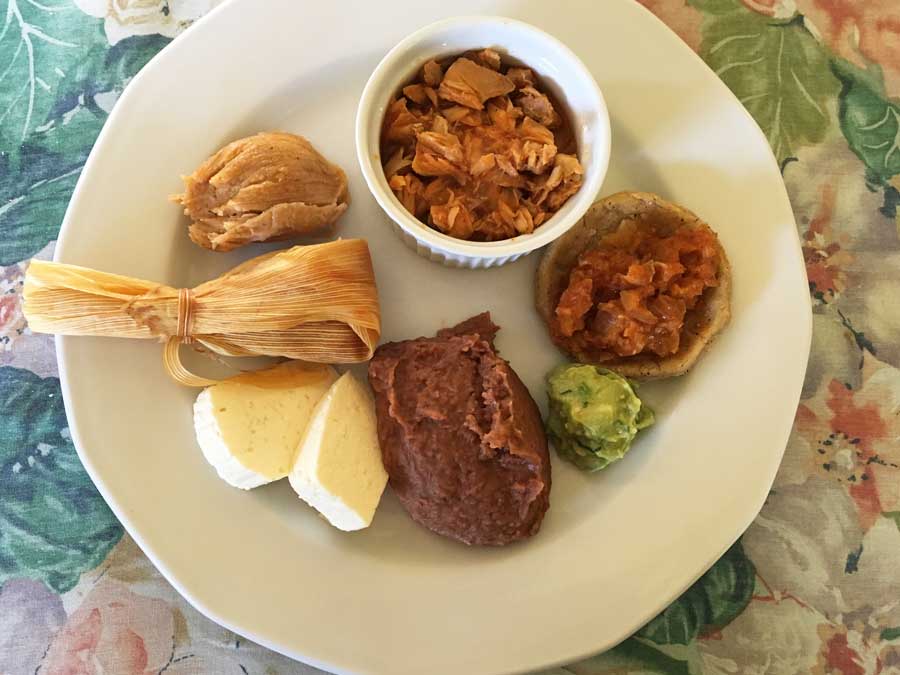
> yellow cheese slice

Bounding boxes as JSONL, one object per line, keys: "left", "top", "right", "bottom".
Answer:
{"left": 193, "top": 361, "right": 338, "bottom": 489}
{"left": 289, "top": 372, "right": 388, "bottom": 530}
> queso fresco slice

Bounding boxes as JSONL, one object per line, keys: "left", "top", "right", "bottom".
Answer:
{"left": 193, "top": 361, "right": 338, "bottom": 489}
{"left": 289, "top": 372, "right": 388, "bottom": 531}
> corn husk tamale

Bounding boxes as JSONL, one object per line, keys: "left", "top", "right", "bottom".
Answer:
{"left": 23, "top": 239, "right": 380, "bottom": 386}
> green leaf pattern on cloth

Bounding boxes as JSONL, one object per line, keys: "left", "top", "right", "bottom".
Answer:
{"left": 0, "top": 1, "right": 165, "bottom": 265}
{"left": 698, "top": 6, "right": 839, "bottom": 163}
{"left": 637, "top": 542, "right": 755, "bottom": 646}
{"left": 3, "top": 0, "right": 900, "bottom": 672}
{"left": 0, "top": 367, "right": 122, "bottom": 593}
{"left": 0, "top": 0, "right": 90, "bottom": 156}
{"left": 833, "top": 59, "right": 900, "bottom": 186}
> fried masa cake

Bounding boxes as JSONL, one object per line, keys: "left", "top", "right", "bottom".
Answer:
{"left": 367, "top": 313, "right": 551, "bottom": 546}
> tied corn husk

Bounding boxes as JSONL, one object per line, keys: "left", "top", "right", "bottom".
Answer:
{"left": 23, "top": 239, "right": 380, "bottom": 387}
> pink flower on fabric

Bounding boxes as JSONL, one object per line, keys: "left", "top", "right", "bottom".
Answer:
{"left": 740, "top": 0, "right": 798, "bottom": 19}
{"left": 41, "top": 577, "right": 174, "bottom": 675}
{"left": 789, "top": 353, "right": 900, "bottom": 530}
{"left": 735, "top": 479, "right": 900, "bottom": 673}
{"left": 0, "top": 264, "right": 27, "bottom": 350}
{"left": 801, "top": 184, "right": 853, "bottom": 304}
{"left": 798, "top": 0, "right": 900, "bottom": 98}
{"left": 0, "top": 294, "right": 21, "bottom": 335}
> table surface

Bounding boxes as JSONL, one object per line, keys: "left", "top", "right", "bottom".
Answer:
{"left": 2, "top": 1, "right": 899, "bottom": 673}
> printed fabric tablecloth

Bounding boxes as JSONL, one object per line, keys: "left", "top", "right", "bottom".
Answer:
{"left": 2, "top": 1, "right": 899, "bottom": 673}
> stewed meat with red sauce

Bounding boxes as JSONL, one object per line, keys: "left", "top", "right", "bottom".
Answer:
{"left": 552, "top": 218, "right": 721, "bottom": 360}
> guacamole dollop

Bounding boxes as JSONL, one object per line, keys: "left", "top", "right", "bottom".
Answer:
{"left": 546, "top": 363, "right": 654, "bottom": 472}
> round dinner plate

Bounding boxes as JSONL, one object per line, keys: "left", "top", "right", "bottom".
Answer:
{"left": 55, "top": 1, "right": 811, "bottom": 674}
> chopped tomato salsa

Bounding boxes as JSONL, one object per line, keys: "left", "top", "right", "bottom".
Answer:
{"left": 552, "top": 218, "right": 721, "bottom": 359}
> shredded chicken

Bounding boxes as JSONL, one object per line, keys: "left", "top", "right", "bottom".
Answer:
{"left": 403, "top": 84, "right": 429, "bottom": 105}
{"left": 470, "top": 48, "right": 502, "bottom": 71}
{"left": 438, "top": 58, "right": 515, "bottom": 110}
{"left": 380, "top": 52, "right": 583, "bottom": 242}
{"left": 172, "top": 132, "right": 348, "bottom": 252}
{"left": 507, "top": 67, "right": 535, "bottom": 89}
{"left": 412, "top": 131, "right": 468, "bottom": 183}
{"left": 383, "top": 147, "right": 412, "bottom": 178}
{"left": 388, "top": 173, "right": 427, "bottom": 219}
{"left": 423, "top": 59, "right": 443, "bottom": 87}
{"left": 517, "top": 86, "right": 560, "bottom": 128}
{"left": 531, "top": 153, "right": 584, "bottom": 209}
{"left": 383, "top": 98, "right": 426, "bottom": 145}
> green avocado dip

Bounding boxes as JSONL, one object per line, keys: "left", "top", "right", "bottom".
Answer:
{"left": 546, "top": 363, "right": 654, "bottom": 472}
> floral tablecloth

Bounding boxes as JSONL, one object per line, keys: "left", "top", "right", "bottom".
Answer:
{"left": 2, "top": 0, "right": 899, "bottom": 673}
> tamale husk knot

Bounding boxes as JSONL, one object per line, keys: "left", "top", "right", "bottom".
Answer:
{"left": 23, "top": 239, "right": 380, "bottom": 386}
{"left": 177, "top": 288, "right": 195, "bottom": 343}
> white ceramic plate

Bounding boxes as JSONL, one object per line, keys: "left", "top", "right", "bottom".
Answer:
{"left": 55, "top": 1, "right": 811, "bottom": 674}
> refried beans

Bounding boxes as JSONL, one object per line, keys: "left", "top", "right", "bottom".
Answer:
{"left": 367, "top": 313, "right": 551, "bottom": 546}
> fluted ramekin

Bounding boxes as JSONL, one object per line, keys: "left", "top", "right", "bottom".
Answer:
{"left": 356, "top": 15, "right": 610, "bottom": 268}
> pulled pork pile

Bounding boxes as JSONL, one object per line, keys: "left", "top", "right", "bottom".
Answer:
{"left": 381, "top": 50, "right": 583, "bottom": 242}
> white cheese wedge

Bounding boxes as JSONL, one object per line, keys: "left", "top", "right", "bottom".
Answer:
{"left": 289, "top": 372, "right": 388, "bottom": 531}
{"left": 193, "top": 361, "right": 338, "bottom": 489}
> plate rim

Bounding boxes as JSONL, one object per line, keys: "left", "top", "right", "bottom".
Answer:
{"left": 52, "top": 1, "right": 813, "bottom": 673}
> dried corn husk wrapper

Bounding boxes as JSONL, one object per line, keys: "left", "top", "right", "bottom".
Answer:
{"left": 23, "top": 239, "right": 380, "bottom": 387}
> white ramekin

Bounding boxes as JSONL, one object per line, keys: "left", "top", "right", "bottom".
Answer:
{"left": 355, "top": 16, "right": 611, "bottom": 269}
